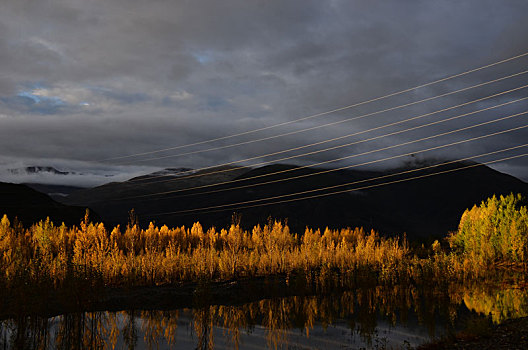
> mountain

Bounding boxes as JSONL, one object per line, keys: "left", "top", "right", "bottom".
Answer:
{"left": 23, "top": 183, "right": 86, "bottom": 201}
{"left": 61, "top": 165, "right": 251, "bottom": 226}
{"left": 60, "top": 162, "right": 528, "bottom": 239}
{"left": 7, "top": 166, "right": 74, "bottom": 176}
{"left": 0, "top": 182, "right": 97, "bottom": 226}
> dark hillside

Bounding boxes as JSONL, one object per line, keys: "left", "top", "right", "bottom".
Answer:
{"left": 61, "top": 162, "right": 528, "bottom": 239}
{"left": 364, "top": 161, "right": 528, "bottom": 237}
{"left": 24, "top": 183, "right": 86, "bottom": 201}
{"left": 62, "top": 165, "right": 251, "bottom": 227}
{"left": 0, "top": 182, "right": 96, "bottom": 226}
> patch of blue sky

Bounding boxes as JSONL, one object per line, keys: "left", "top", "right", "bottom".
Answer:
{"left": 17, "top": 90, "right": 65, "bottom": 105}
{"left": 192, "top": 51, "right": 214, "bottom": 64}
{"left": 17, "top": 91, "right": 42, "bottom": 103}
{"left": 0, "top": 84, "right": 66, "bottom": 114}
{"left": 1, "top": 94, "right": 63, "bottom": 115}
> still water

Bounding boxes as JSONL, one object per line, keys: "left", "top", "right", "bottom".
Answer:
{"left": 1, "top": 282, "right": 527, "bottom": 349}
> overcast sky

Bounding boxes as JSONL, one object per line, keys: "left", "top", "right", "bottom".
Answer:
{"left": 1, "top": 0, "right": 527, "bottom": 186}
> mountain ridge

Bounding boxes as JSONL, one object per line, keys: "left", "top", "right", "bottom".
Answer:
{"left": 59, "top": 161, "right": 528, "bottom": 239}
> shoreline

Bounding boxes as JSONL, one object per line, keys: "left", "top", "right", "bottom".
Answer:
{"left": 0, "top": 274, "right": 341, "bottom": 320}
{"left": 418, "top": 316, "right": 528, "bottom": 349}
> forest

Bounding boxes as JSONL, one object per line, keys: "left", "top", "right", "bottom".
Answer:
{"left": 0, "top": 194, "right": 526, "bottom": 295}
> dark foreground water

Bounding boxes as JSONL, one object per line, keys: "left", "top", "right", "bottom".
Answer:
{"left": 1, "top": 282, "right": 527, "bottom": 349}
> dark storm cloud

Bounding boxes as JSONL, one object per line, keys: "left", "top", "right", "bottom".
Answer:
{"left": 1, "top": 0, "right": 528, "bottom": 185}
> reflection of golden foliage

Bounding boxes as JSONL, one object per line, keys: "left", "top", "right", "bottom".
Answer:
{"left": 462, "top": 286, "right": 528, "bottom": 323}
{"left": 193, "top": 306, "right": 215, "bottom": 350}
{"left": 3, "top": 281, "right": 528, "bottom": 349}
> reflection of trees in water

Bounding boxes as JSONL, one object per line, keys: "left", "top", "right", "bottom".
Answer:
{"left": 0, "top": 282, "right": 527, "bottom": 349}
{"left": 122, "top": 310, "right": 138, "bottom": 350}
{"left": 1, "top": 315, "right": 51, "bottom": 350}
{"left": 216, "top": 304, "right": 249, "bottom": 350}
{"left": 457, "top": 284, "right": 528, "bottom": 324}
{"left": 55, "top": 312, "right": 111, "bottom": 350}
{"left": 140, "top": 310, "right": 179, "bottom": 348}
{"left": 152, "top": 285, "right": 457, "bottom": 348}
{"left": 193, "top": 306, "right": 215, "bottom": 350}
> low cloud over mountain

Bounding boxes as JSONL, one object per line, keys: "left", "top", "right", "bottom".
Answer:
{"left": 0, "top": 159, "right": 160, "bottom": 187}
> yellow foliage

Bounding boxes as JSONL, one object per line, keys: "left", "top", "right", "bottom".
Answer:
{"left": 0, "top": 210, "right": 516, "bottom": 290}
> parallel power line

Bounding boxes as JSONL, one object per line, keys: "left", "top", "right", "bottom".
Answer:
{"left": 145, "top": 143, "right": 528, "bottom": 218}
{"left": 125, "top": 83, "right": 528, "bottom": 188}
{"left": 128, "top": 110, "right": 528, "bottom": 202}
{"left": 120, "top": 70, "right": 528, "bottom": 166}
{"left": 100, "top": 51, "right": 528, "bottom": 163}
{"left": 116, "top": 96, "right": 528, "bottom": 200}
{"left": 143, "top": 119, "right": 528, "bottom": 215}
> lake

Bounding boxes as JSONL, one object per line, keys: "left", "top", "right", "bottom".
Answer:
{"left": 1, "top": 279, "right": 526, "bottom": 349}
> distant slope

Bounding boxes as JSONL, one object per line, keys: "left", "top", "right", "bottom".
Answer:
{"left": 0, "top": 182, "right": 96, "bottom": 226}
{"left": 62, "top": 165, "right": 251, "bottom": 226}
{"left": 61, "top": 162, "right": 528, "bottom": 239}
{"left": 24, "top": 183, "right": 86, "bottom": 201}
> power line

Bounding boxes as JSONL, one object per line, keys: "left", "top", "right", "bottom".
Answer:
{"left": 118, "top": 101, "right": 528, "bottom": 200}
{"left": 129, "top": 120, "right": 528, "bottom": 202}
{"left": 143, "top": 120, "right": 528, "bottom": 213}
{"left": 187, "top": 152, "right": 528, "bottom": 217}
{"left": 137, "top": 120, "right": 528, "bottom": 214}
{"left": 99, "top": 51, "right": 528, "bottom": 162}
{"left": 119, "top": 69, "right": 528, "bottom": 164}
{"left": 126, "top": 85, "right": 528, "bottom": 187}
{"left": 146, "top": 146, "right": 528, "bottom": 217}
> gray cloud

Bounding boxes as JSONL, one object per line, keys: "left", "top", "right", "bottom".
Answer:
{"left": 0, "top": 0, "right": 527, "bottom": 185}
